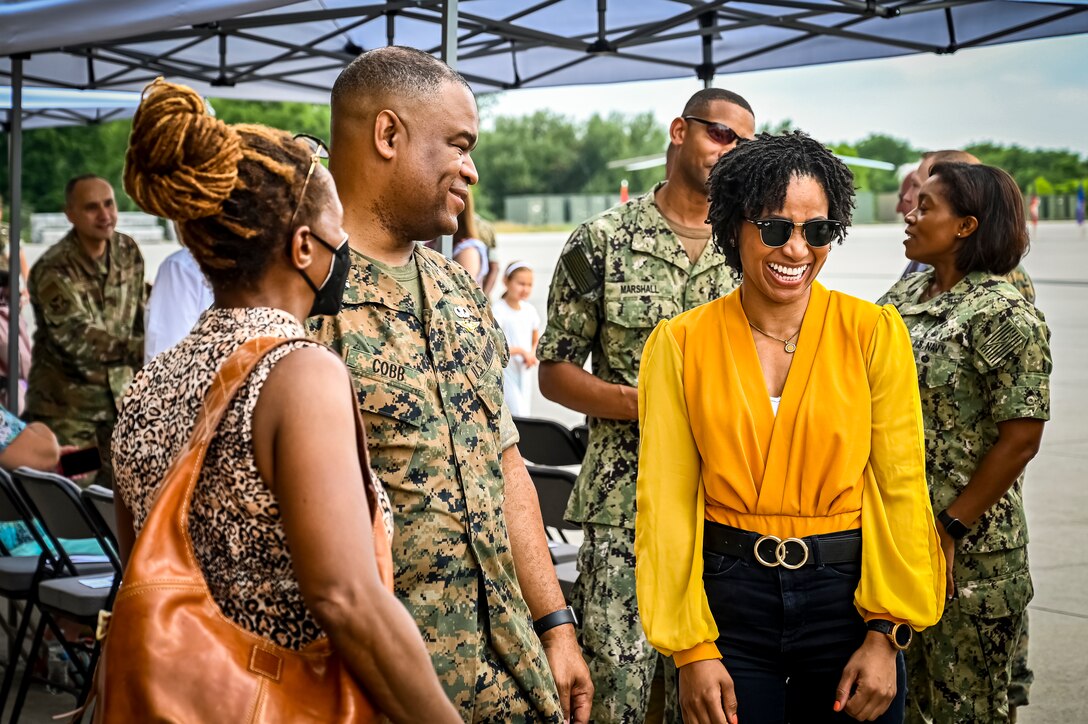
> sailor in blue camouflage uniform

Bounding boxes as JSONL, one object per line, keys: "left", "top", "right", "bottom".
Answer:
{"left": 537, "top": 89, "right": 755, "bottom": 724}
{"left": 879, "top": 161, "right": 1050, "bottom": 724}
{"left": 311, "top": 46, "right": 592, "bottom": 723}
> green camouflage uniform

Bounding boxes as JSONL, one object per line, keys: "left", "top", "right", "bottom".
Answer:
{"left": 879, "top": 270, "right": 1051, "bottom": 724}
{"left": 537, "top": 186, "right": 741, "bottom": 723}
{"left": 1004, "top": 264, "right": 1035, "bottom": 305}
{"left": 26, "top": 229, "right": 145, "bottom": 485}
{"left": 309, "top": 246, "right": 562, "bottom": 723}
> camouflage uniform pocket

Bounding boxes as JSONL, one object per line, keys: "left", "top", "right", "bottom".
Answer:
{"left": 356, "top": 380, "right": 426, "bottom": 490}
{"left": 956, "top": 561, "right": 1033, "bottom": 620}
{"left": 603, "top": 285, "right": 680, "bottom": 386}
{"left": 917, "top": 354, "right": 960, "bottom": 431}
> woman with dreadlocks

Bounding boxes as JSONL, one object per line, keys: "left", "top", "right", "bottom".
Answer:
{"left": 109, "top": 78, "right": 459, "bottom": 721}
{"left": 634, "top": 132, "right": 945, "bottom": 724}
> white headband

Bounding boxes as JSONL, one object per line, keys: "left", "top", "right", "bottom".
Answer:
{"left": 505, "top": 261, "right": 531, "bottom": 278}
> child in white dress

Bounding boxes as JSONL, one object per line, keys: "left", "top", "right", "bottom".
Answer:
{"left": 491, "top": 262, "right": 541, "bottom": 416}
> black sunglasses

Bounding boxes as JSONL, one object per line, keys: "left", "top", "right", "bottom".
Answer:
{"left": 683, "top": 116, "right": 740, "bottom": 146}
{"left": 745, "top": 218, "right": 845, "bottom": 248}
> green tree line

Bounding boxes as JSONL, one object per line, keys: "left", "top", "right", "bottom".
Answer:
{"left": 3, "top": 100, "right": 1086, "bottom": 225}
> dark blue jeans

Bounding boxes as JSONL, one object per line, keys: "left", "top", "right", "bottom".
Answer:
{"left": 702, "top": 525, "right": 906, "bottom": 724}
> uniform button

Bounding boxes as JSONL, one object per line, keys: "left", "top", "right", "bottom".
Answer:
{"left": 921, "top": 354, "right": 930, "bottom": 363}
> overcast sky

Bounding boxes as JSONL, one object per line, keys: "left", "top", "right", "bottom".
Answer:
{"left": 488, "top": 34, "right": 1088, "bottom": 155}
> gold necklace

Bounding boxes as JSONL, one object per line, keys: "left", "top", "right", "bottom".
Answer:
{"left": 749, "top": 321, "right": 799, "bottom": 354}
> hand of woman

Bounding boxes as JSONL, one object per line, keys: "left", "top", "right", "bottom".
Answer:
{"left": 937, "top": 524, "right": 956, "bottom": 599}
{"left": 679, "top": 659, "right": 739, "bottom": 724}
{"left": 834, "top": 632, "right": 897, "bottom": 721}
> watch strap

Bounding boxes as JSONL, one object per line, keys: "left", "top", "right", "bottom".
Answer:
{"left": 533, "top": 605, "right": 578, "bottom": 636}
{"left": 866, "top": 619, "right": 912, "bottom": 650}
{"left": 937, "top": 509, "right": 969, "bottom": 539}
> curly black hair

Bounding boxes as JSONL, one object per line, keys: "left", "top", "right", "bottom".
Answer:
{"left": 707, "top": 131, "right": 855, "bottom": 270}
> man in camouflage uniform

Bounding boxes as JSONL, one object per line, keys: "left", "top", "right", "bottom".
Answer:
{"left": 310, "top": 47, "right": 592, "bottom": 723}
{"left": 536, "top": 89, "right": 755, "bottom": 724}
{"left": 879, "top": 271, "right": 1051, "bottom": 724}
{"left": 900, "top": 150, "right": 1036, "bottom": 304}
{"left": 26, "top": 175, "right": 145, "bottom": 486}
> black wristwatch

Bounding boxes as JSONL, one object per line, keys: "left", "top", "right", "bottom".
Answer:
{"left": 937, "top": 509, "right": 969, "bottom": 540}
{"left": 866, "top": 619, "right": 913, "bottom": 651}
{"left": 533, "top": 605, "right": 578, "bottom": 637}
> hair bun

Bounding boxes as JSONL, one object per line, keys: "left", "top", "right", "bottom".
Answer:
{"left": 123, "top": 78, "right": 244, "bottom": 221}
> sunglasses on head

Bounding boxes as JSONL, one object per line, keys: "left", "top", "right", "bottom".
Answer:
{"left": 683, "top": 116, "right": 740, "bottom": 146}
{"left": 288, "top": 133, "right": 330, "bottom": 227}
{"left": 745, "top": 218, "right": 845, "bottom": 248}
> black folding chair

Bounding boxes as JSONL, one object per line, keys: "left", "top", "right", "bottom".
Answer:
{"left": 80, "top": 486, "right": 118, "bottom": 552}
{"left": 0, "top": 469, "right": 50, "bottom": 710}
{"left": 8, "top": 469, "right": 122, "bottom": 721}
{"left": 513, "top": 416, "right": 586, "bottom": 466}
{"left": 525, "top": 465, "right": 580, "bottom": 565}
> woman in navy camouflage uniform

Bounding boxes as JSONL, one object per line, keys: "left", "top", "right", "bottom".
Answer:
{"left": 879, "top": 162, "right": 1051, "bottom": 724}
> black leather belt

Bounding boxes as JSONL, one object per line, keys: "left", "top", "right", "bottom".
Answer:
{"left": 704, "top": 522, "right": 861, "bottom": 570}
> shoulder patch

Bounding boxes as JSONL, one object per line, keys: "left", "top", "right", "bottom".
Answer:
{"left": 979, "top": 318, "right": 1028, "bottom": 368}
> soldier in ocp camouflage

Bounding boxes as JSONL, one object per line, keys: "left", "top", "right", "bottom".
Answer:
{"left": 26, "top": 226, "right": 145, "bottom": 486}
{"left": 538, "top": 181, "right": 743, "bottom": 722}
{"left": 879, "top": 270, "right": 1051, "bottom": 724}
{"left": 310, "top": 245, "right": 563, "bottom": 722}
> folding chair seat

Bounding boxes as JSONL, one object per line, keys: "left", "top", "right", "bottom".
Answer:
{"left": 526, "top": 465, "right": 581, "bottom": 565}
{"left": 513, "top": 416, "right": 586, "bottom": 466}
{"left": 7, "top": 468, "right": 122, "bottom": 722}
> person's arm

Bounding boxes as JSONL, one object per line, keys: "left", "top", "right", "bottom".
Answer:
{"left": 481, "top": 259, "right": 500, "bottom": 296}
{"left": 941, "top": 307, "right": 1051, "bottom": 575}
{"left": 0, "top": 421, "right": 60, "bottom": 471}
{"left": 536, "top": 226, "right": 637, "bottom": 420}
{"left": 501, "top": 444, "right": 592, "bottom": 723}
{"left": 453, "top": 246, "right": 482, "bottom": 282}
{"left": 539, "top": 362, "right": 637, "bottom": 420}
{"left": 635, "top": 322, "right": 737, "bottom": 724}
{"left": 254, "top": 347, "right": 459, "bottom": 723}
{"left": 30, "top": 263, "right": 141, "bottom": 367}
{"left": 838, "top": 306, "right": 946, "bottom": 720}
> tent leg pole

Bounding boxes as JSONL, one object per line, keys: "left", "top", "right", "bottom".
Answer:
{"left": 7, "top": 55, "right": 26, "bottom": 414}
{"left": 440, "top": 0, "right": 460, "bottom": 260}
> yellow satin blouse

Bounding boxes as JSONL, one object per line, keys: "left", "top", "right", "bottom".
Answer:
{"left": 634, "top": 283, "right": 945, "bottom": 666}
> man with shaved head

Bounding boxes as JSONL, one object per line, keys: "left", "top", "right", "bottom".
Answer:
{"left": 901, "top": 150, "right": 1036, "bottom": 303}
{"left": 538, "top": 87, "right": 755, "bottom": 723}
{"left": 310, "top": 46, "right": 592, "bottom": 723}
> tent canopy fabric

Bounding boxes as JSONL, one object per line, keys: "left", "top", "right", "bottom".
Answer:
{"left": 0, "top": 86, "right": 141, "bottom": 129}
{"left": 3, "top": 1, "right": 1087, "bottom": 104}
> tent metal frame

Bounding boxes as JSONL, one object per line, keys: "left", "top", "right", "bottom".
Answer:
{"left": 5, "top": 1, "right": 1085, "bottom": 95}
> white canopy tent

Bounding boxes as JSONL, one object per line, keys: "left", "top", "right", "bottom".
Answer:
{"left": 3, "top": 0, "right": 1088, "bottom": 402}
{"left": 3, "top": 1, "right": 1087, "bottom": 101}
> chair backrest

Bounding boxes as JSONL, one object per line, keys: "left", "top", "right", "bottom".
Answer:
{"left": 526, "top": 465, "right": 579, "bottom": 541}
{"left": 0, "top": 468, "right": 45, "bottom": 556}
{"left": 10, "top": 468, "right": 121, "bottom": 575}
{"left": 514, "top": 417, "right": 586, "bottom": 466}
{"left": 81, "top": 485, "right": 119, "bottom": 549}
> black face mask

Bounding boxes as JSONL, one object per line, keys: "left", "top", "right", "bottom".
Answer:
{"left": 300, "top": 232, "right": 350, "bottom": 317}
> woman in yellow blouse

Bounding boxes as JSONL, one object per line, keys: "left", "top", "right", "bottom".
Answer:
{"left": 635, "top": 132, "right": 945, "bottom": 724}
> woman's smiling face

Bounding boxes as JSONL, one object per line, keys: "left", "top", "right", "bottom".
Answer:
{"left": 739, "top": 174, "right": 833, "bottom": 307}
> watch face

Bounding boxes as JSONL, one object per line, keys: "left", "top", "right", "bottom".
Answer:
{"left": 893, "top": 624, "right": 912, "bottom": 649}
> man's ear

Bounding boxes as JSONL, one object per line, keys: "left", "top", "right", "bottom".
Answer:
{"left": 668, "top": 116, "right": 686, "bottom": 146}
{"left": 374, "top": 109, "right": 400, "bottom": 161}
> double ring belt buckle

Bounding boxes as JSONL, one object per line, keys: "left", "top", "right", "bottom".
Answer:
{"left": 753, "top": 534, "right": 810, "bottom": 569}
